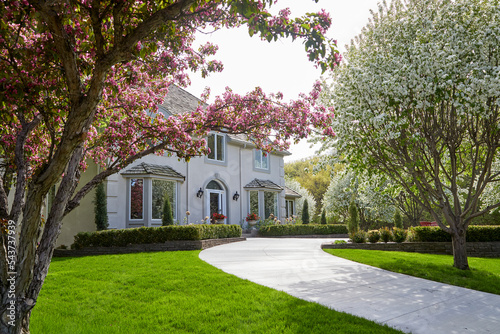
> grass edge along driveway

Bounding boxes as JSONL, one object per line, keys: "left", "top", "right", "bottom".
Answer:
{"left": 324, "top": 249, "right": 500, "bottom": 295}
{"left": 31, "top": 251, "right": 403, "bottom": 334}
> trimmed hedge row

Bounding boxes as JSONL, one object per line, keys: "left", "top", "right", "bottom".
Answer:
{"left": 412, "top": 225, "right": 500, "bottom": 242}
{"left": 258, "top": 224, "right": 348, "bottom": 237}
{"left": 73, "top": 224, "right": 242, "bottom": 249}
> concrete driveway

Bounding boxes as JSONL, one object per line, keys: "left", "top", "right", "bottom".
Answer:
{"left": 199, "top": 238, "right": 500, "bottom": 334}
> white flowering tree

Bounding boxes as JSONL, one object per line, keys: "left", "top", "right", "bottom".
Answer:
{"left": 284, "top": 177, "right": 316, "bottom": 221}
{"left": 322, "top": 170, "right": 357, "bottom": 222}
{"left": 357, "top": 174, "right": 396, "bottom": 224}
{"left": 323, "top": 0, "right": 500, "bottom": 270}
{"left": 322, "top": 170, "right": 395, "bottom": 225}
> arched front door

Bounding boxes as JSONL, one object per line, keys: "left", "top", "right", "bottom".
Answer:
{"left": 205, "top": 180, "right": 226, "bottom": 223}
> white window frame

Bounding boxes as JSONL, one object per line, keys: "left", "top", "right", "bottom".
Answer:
{"left": 150, "top": 178, "right": 178, "bottom": 222}
{"left": 129, "top": 178, "right": 144, "bottom": 221}
{"left": 254, "top": 149, "right": 270, "bottom": 171}
{"left": 248, "top": 190, "right": 279, "bottom": 220}
{"left": 207, "top": 132, "right": 225, "bottom": 162}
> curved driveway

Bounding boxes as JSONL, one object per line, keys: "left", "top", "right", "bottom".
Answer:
{"left": 200, "top": 238, "right": 500, "bottom": 334}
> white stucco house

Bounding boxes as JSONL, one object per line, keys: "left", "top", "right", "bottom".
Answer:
{"left": 54, "top": 85, "right": 300, "bottom": 246}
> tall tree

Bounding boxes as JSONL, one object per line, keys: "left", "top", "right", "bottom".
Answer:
{"left": 323, "top": 0, "right": 500, "bottom": 269}
{"left": 0, "top": 1, "right": 339, "bottom": 332}
{"left": 322, "top": 170, "right": 395, "bottom": 225}
{"left": 284, "top": 157, "right": 332, "bottom": 215}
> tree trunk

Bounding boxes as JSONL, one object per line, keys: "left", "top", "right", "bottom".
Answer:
{"left": 0, "top": 303, "right": 31, "bottom": 334}
{"left": 451, "top": 229, "right": 469, "bottom": 270}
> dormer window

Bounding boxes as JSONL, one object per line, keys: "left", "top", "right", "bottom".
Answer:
{"left": 207, "top": 133, "right": 225, "bottom": 162}
{"left": 254, "top": 149, "right": 269, "bottom": 171}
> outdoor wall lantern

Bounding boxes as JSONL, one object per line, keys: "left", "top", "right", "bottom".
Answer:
{"left": 196, "top": 188, "right": 204, "bottom": 198}
{"left": 233, "top": 191, "right": 240, "bottom": 201}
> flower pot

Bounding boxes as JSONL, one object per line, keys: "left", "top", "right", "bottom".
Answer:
{"left": 215, "top": 219, "right": 224, "bottom": 224}
{"left": 247, "top": 220, "right": 258, "bottom": 227}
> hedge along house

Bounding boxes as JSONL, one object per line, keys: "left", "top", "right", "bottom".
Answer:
{"left": 52, "top": 85, "right": 299, "bottom": 246}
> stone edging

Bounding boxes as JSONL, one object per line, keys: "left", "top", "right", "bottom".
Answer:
{"left": 53, "top": 237, "right": 246, "bottom": 257}
{"left": 321, "top": 241, "right": 500, "bottom": 258}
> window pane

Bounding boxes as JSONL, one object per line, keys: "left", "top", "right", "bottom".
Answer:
{"left": 130, "top": 179, "right": 144, "bottom": 219}
{"left": 255, "top": 150, "right": 269, "bottom": 170}
{"left": 216, "top": 134, "right": 224, "bottom": 161}
{"left": 286, "top": 200, "right": 294, "bottom": 218}
{"left": 262, "top": 152, "right": 268, "bottom": 169}
{"left": 207, "top": 180, "right": 223, "bottom": 190}
{"left": 207, "top": 134, "right": 215, "bottom": 160}
{"left": 250, "top": 191, "right": 259, "bottom": 217}
{"left": 264, "top": 192, "right": 277, "bottom": 219}
{"left": 254, "top": 150, "right": 261, "bottom": 168}
{"left": 152, "top": 179, "right": 175, "bottom": 220}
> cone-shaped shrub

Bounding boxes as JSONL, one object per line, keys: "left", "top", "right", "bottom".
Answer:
{"left": 321, "top": 209, "right": 327, "bottom": 225}
{"left": 94, "top": 182, "right": 108, "bottom": 231}
{"left": 394, "top": 210, "right": 403, "bottom": 229}
{"left": 302, "top": 199, "right": 310, "bottom": 224}
{"left": 347, "top": 199, "right": 359, "bottom": 235}
{"left": 162, "top": 195, "right": 174, "bottom": 226}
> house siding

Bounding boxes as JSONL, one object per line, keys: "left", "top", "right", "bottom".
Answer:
{"left": 52, "top": 142, "right": 288, "bottom": 246}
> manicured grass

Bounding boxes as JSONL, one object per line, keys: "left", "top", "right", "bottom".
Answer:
{"left": 324, "top": 249, "right": 500, "bottom": 295}
{"left": 31, "top": 251, "right": 402, "bottom": 334}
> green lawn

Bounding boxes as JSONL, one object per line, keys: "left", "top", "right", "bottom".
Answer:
{"left": 324, "top": 249, "right": 500, "bottom": 295}
{"left": 31, "top": 251, "right": 402, "bottom": 334}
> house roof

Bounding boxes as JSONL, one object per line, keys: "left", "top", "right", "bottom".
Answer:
{"left": 284, "top": 186, "right": 302, "bottom": 199}
{"left": 121, "top": 162, "right": 185, "bottom": 180}
{"left": 158, "top": 85, "right": 206, "bottom": 116}
{"left": 244, "top": 178, "right": 283, "bottom": 191}
{"left": 157, "top": 85, "right": 290, "bottom": 156}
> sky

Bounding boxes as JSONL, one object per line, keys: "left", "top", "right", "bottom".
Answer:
{"left": 185, "top": 0, "right": 384, "bottom": 162}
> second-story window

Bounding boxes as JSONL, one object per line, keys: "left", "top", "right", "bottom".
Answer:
{"left": 254, "top": 150, "right": 269, "bottom": 170}
{"left": 207, "top": 133, "right": 225, "bottom": 162}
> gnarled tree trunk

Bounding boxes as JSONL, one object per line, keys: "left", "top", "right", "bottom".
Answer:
{"left": 450, "top": 228, "right": 469, "bottom": 270}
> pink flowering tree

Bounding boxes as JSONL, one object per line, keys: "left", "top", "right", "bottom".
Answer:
{"left": 0, "top": 0, "right": 338, "bottom": 332}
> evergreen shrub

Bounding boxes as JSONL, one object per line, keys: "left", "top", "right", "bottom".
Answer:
{"left": 302, "top": 199, "right": 310, "bottom": 224}
{"left": 94, "top": 182, "right": 109, "bottom": 231}
{"left": 367, "top": 230, "right": 381, "bottom": 243}
{"left": 392, "top": 227, "right": 408, "bottom": 243}
{"left": 394, "top": 210, "right": 403, "bottom": 229}
{"left": 258, "top": 224, "right": 347, "bottom": 236}
{"left": 379, "top": 227, "right": 392, "bottom": 243}
{"left": 351, "top": 231, "right": 367, "bottom": 243}
{"left": 321, "top": 209, "right": 327, "bottom": 225}
{"left": 411, "top": 226, "right": 500, "bottom": 242}
{"left": 347, "top": 200, "right": 359, "bottom": 235}
{"left": 162, "top": 195, "right": 174, "bottom": 226}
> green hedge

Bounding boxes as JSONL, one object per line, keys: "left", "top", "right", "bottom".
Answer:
{"left": 411, "top": 225, "right": 500, "bottom": 242}
{"left": 73, "top": 225, "right": 242, "bottom": 249}
{"left": 258, "top": 224, "right": 348, "bottom": 237}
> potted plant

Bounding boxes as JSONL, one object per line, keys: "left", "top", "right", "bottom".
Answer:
{"left": 246, "top": 213, "right": 260, "bottom": 227}
{"left": 212, "top": 213, "right": 226, "bottom": 224}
